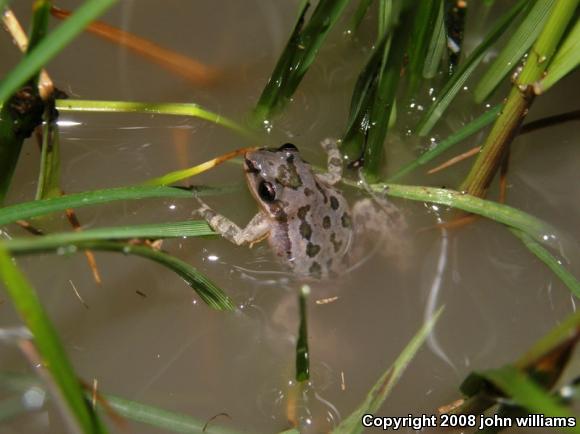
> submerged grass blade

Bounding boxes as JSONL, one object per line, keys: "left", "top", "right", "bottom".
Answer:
{"left": 416, "top": 0, "right": 528, "bottom": 136}
{"left": 0, "top": 185, "right": 235, "bottom": 226}
{"left": 253, "top": 0, "right": 350, "bottom": 120}
{"left": 423, "top": 0, "right": 446, "bottom": 79}
{"left": 349, "top": 0, "right": 374, "bottom": 33}
{"left": 511, "top": 229, "right": 580, "bottom": 298}
{"left": 333, "top": 307, "right": 443, "bottom": 434}
{"left": 474, "top": 0, "right": 555, "bottom": 103}
{"left": 0, "top": 372, "right": 244, "bottom": 434}
{"left": 0, "top": 246, "right": 104, "bottom": 433}
{"left": 295, "top": 285, "right": 310, "bottom": 382}
{"left": 4, "top": 221, "right": 215, "bottom": 251}
{"left": 482, "top": 366, "right": 579, "bottom": 431}
{"left": 406, "top": 0, "right": 441, "bottom": 93}
{"left": 0, "top": 0, "right": 118, "bottom": 103}
{"left": 35, "top": 107, "right": 62, "bottom": 200}
{"left": 388, "top": 104, "right": 502, "bottom": 181}
{"left": 539, "top": 18, "right": 580, "bottom": 92}
{"left": 55, "top": 99, "right": 253, "bottom": 138}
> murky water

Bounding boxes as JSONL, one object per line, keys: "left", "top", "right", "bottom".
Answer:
{"left": 1, "top": 1, "right": 579, "bottom": 433}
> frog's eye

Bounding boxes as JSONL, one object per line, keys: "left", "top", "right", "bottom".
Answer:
{"left": 258, "top": 181, "right": 276, "bottom": 202}
{"left": 279, "top": 143, "right": 297, "bottom": 151}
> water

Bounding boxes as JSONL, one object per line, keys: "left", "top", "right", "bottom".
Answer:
{"left": 1, "top": 1, "right": 579, "bottom": 433}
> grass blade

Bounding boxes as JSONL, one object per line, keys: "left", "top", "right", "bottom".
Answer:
{"left": 349, "top": 0, "right": 374, "bottom": 33}
{"left": 333, "top": 307, "right": 443, "bottom": 434}
{"left": 6, "top": 240, "right": 234, "bottom": 311}
{"left": 295, "top": 285, "right": 310, "bottom": 382}
{"left": 423, "top": 0, "right": 447, "bottom": 79}
{"left": 461, "top": 0, "right": 580, "bottom": 198}
{"left": 253, "top": 0, "right": 350, "bottom": 121}
{"left": 0, "top": 0, "right": 118, "bottom": 103}
{"left": 0, "top": 185, "right": 235, "bottom": 226}
{"left": 474, "top": 0, "right": 555, "bottom": 103}
{"left": 406, "top": 0, "right": 441, "bottom": 92}
{"left": 539, "top": 18, "right": 580, "bottom": 92}
{"left": 0, "top": 245, "right": 104, "bottom": 433}
{"left": 416, "top": 0, "right": 528, "bottom": 136}
{"left": 35, "top": 107, "right": 62, "bottom": 200}
{"left": 387, "top": 104, "right": 502, "bottom": 181}
{"left": 0, "top": 372, "right": 244, "bottom": 434}
{"left": 55, "top": 99, "right": 252, "bottom": 138}
{"left": 371, "top": 184, "right": 555, "bottom": 242}
{"left": 3, "top": 221, "right": 215, "bottom": 251}
{"left": 511, "top": 229, "right": 580, "bottom": 298}
{"left": 482, "top": 366, "right": 580, "bottom": 432}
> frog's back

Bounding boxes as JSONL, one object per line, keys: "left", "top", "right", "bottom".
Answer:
{"left": 269, "top": 178, "right": 353, "bottom": 279}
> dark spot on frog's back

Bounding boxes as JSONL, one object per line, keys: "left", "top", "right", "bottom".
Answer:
{"left": 322, "top": 216, "right": 331, "bottom": 229}
{"left": 306, "top": 242, "right": 321, "bottom": 257}
{"left": 299, "top": 221, "right": 312, "bottom": 240}
{"left": 330, "top": 196, "right": 340, "bottom": 210}
{"left": 277, "top": 162, "right": 302, "bottom": 189}
{"left": 309, "top": 262, "right": 322, "bottom": 278}
{"left": 297, "top": 205, "right": 310, "bottom": 220}
{"left": 341, "top": 212, "right": 352, "bottom": 228}
{"left": 330, "top": 233, "right": 343, "bottom": 253}
{"left": 303, "top": 187, "right": 314, "bottom": 197}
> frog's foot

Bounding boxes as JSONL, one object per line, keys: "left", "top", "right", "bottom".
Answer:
{"left": 352, "top": 198, "right": 410, "bottom": 270}
{"left": 195, "top": 199, "right": 270, "bottom": 246}
{"left": 316, "top": 138, "right": 343, "bottom": 186}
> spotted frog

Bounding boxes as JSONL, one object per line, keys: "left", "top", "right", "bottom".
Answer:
{"left": 196, "top": 139, "right": 406, "bottom": 279}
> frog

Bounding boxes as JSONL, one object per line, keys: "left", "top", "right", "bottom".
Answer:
{"left": 195, "top": 139, "right": 407, "bottom": 280}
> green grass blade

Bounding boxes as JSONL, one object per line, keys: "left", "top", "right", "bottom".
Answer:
{"left": 0, "top": 185, "right": 235, "bottom": 226}
{"left": 515, "top": 310, "right": 580, "bottom": 372}
{"left": 349, "top": 0, "right": 374, "bottom": 33}
{"left": 474, "top": 0, "right": 555, "bottom": 103}
{"left": 423, "top": 0, "right": 446, "bottom": 79}
{"left": 35, "top": 109, "right": 62, "bottom": 200}
{"left": 539, "top": 18, "right": 580, "bottom": 92}
{"left": 416, "top": 0, "right": 528, "bottom": 136}
{"left": 387, "top": 104, "right": 502, "bottom": 181}
{"left": 0, "top": 371, "right": 245, "bottom": 434}
{"left": 482, "top": 366, "right": 580, "bottom": 432}
{"left": 55, "top": 99, "right": 253, "bottom": 138}
{"left": 28, "top": 1, "right": 52, "bottom": 63}
{"left": 333, "top": 307, "right": 443, "bottom": 434}
{"left": 103, "top": 393, "right": 244, "bottom": 434}
{"left": 295, "top": 285, "right": 310, "bottom": 382}
{"left": 0, "top": 245, "right": 105, "bottom": 433}
{"left": 0, "top": 0, "right": 118, "bottom": 103}
{"left": 253, "top": 0, "right": 350, "bottom": 121}
{"left": 511, "top": 229, "right": 580, "bottom": 298}
{"left": 406, "top": 0, "right": 441, "bottom": 93}
{"left": 371, "top": 184, "right": 555, "bottom": 243}
{"left": 7, "top": 240, "right": 234, "bottom": 311}
{"left": 3, "top": 221, "right": 215, "bottom": 251}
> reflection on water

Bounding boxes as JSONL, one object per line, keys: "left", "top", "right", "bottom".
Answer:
{"left": 0, "top": 0, "right": 579, "bottom": 433}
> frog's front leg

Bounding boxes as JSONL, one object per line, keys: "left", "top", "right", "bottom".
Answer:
{"left": 196, "top": 200, "right": 270, "bottom": 246}
{"left": 316, "top": 138, "right": 343, "bottom": 186}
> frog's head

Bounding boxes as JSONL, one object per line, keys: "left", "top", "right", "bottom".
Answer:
{"left": 244, "top": 143, "right": 313, "bottom": 221}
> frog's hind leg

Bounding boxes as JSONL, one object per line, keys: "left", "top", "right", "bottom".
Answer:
{"left": 352, "top": 197, "right": 410, "bottom": 270}
{"left": 316, "top": 138, "right": 343, "bottom": 186}
{"left": 195, "top": 199, "right": 270, "bottom": 246}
